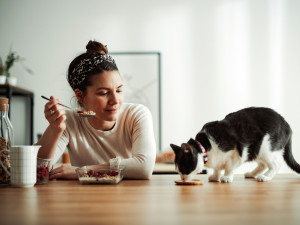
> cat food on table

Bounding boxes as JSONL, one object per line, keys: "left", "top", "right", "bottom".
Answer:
{"left": 175, "top": 179, "right": 204, "bottom": 185}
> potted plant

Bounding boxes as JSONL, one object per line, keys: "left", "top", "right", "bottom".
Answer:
{"left": 0, "top": 48, "right": 33, "bottom": 86}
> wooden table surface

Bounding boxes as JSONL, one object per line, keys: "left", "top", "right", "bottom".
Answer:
{"left": 0, "top": 174, "right": 300, "bottom": 225}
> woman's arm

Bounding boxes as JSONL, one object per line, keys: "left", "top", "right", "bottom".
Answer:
{"left": 36, "top": 125, "right": 65, "bottom": 159}
{"left": 117, "top": 106, "right": 156, "bottom": 179}
{"left": 36, "top": 96, "right": 66, "bottom": 159}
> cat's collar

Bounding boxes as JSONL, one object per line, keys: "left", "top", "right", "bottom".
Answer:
{"left": 197, "top": 141, "right": 208, "bottom": 164}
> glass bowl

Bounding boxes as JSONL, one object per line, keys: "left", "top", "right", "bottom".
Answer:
{"left": 36, "top": 157, "right": 51, "bottom": 184}
{"left": 76, "top": 166, "right": 125, "bottom": 184}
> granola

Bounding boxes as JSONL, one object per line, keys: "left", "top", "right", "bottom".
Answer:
{"left": 0, "top": 137, "right": 10, "bottom": 184}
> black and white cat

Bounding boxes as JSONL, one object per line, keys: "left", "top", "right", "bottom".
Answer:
{"left": 170, "top": 107, "right": 300, "bottom": 182}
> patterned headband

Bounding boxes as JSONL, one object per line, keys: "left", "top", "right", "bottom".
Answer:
{"left": 69, "top": 54, "right": 116, "bottom": 90}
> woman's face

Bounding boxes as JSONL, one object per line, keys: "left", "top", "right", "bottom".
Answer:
{"left": 80, "top": 70, "right": 124, "bottom": 124}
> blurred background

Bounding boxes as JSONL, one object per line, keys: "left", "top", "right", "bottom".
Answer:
{"left": 0, "top": 0, "right": 299, "bottom": 173}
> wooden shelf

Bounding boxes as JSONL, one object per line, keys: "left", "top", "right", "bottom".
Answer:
{"left": 0, "top": 84, "right": 34, "bottom": 144}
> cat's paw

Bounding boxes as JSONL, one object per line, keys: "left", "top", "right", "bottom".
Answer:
{"left": 220, "top": 176, "right": 233, "bottom": 183}
{"left": 244, "top": 172, "right": 256, "bottom": 179}
{"left": 208, "top": 175, "right": 220, "bottom": 182}
{"left": 256, "top": 175, "right": 272, "bottom": 182}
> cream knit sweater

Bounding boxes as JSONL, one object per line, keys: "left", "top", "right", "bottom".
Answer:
{"left": 53, "top": 103, "right": 156, "bottom": 179}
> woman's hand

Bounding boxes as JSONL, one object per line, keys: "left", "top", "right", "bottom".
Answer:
{"left": 44, "top": 96, "right": 66, "bottom": 132}
{"left": 50, "top": 164, "right": 78, "bottom": 180}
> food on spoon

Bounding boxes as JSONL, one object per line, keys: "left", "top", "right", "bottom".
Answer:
{"left": 77, "top": 110, "right": 96, "bottom": 115}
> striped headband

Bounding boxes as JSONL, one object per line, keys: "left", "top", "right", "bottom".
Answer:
{"left": 69, "top": 54, "right": 116, "bottom": 90}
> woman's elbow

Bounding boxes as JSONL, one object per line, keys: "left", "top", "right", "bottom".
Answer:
{"left": 140, "top": 156, "right": 156, "bottom": 179}
{"left": 126, "top": 159, "right": 155, "bottom": 179}
{"left": 138, "top": 167, "right": 153, "bottom": 180}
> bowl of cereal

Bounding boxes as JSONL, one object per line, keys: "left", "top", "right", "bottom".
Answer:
{"left": 76, "top": 166, "right": 125, "bottom": 184}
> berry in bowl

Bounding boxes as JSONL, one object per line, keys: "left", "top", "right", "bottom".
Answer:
{"left": 76, "top": 166, "right": 125, "bottom": 184}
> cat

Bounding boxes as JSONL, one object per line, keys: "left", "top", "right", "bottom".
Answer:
{"left": 170, "top": 107, "right": 300, "bottom": 183}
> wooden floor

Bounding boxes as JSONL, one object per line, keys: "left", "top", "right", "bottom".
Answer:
{"left": 0, "top": 174, "right": 300, "bottom": 225}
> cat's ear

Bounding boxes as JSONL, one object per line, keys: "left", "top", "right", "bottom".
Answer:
{"left": 170, "top": 144, "right": 182, "bottom": 154}
{"left": 187, "top": 138, "right": 201, "bottom": 153}
{"left": 187, "top": 138, "right": 199, "bottom": 149}
{"left": 187, "top": 138, "right": 198, "bottom": 145}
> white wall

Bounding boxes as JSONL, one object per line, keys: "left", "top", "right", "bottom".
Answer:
{"left": 1, "top": 0, "right": 300, "bottom": 173}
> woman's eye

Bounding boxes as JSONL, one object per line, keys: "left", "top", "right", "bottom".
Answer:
{"left": 98, "top": 92, "right": 107, "bottom": 96}
{"left": 117, "top": 89, "right": 123, "bottom": 93}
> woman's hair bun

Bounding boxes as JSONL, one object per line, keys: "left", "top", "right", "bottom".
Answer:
{"left": 86, "top": 40, "right": 108, "bottom": 54}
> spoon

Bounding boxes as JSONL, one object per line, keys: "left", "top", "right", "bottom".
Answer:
{"left": 41, "top": 96, "right": 96, "bottom": 117}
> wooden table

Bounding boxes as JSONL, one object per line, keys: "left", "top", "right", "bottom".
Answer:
{"left": 0, "top": 174, "right": 300, "bottom": 225}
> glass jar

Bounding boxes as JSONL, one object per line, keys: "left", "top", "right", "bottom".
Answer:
{"left": 0, "top": 98, "right": 14, "bottom": 185}
{"left": 36, "top": 157, "right": 51, "bottom": 184}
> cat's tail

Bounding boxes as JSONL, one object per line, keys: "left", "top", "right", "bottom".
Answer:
{"left": 283, "top": 139, "right": 300, "bottom": 174}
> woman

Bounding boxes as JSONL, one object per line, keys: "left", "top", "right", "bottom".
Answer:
{"left": 36, "top": 40, "right": 156, "bottom": 179}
